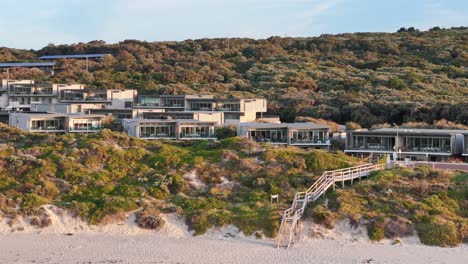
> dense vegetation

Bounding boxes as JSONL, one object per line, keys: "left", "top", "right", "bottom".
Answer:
{"left": 308, "top": 167, "right": 467, "bottom": 247}
{"left": 0, "top": 125, "right": 466, "bottom": 246}
{"left": 0, "top": 124, "right": 358, "bottom": 237}
{"left": 1, "top": 28, "right": 467, "bottom": 127}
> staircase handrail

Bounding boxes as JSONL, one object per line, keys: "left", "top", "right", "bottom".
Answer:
{"left": 277, "top": 163, "right": 385, "bottom": 248}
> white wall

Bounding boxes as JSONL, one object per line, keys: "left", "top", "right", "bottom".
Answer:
{"left": 107, "top": 89, "right": 136, "bottom": 109}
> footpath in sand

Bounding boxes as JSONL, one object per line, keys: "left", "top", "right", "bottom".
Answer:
{"left": 0, "top": 205, "right": 466, "bottom": 264}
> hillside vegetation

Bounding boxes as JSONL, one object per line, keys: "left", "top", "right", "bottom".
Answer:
{"left": 1, "top": 28, "right": 467, "bottom": 127}
{"left": 0, "top": 125, "right": 466, "bottom": 246}
{"left": 0, "top": 124, "right": 358, "bottom": 237}
{"left": 308, "top": 167, "right": 467, "bottom": 247}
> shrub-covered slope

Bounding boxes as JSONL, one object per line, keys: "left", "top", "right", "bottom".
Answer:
{"left": 308, "top": 167, "right": 467, "bottom": 247}
{"left": 1, "top": 28, "right": 467, "bottom": 126}
{"left": 0, "top": 124, "right": 358, "bottom": 237}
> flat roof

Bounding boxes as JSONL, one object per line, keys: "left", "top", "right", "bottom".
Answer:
{"left": 10, "top": 112, "right": 104, "bottom": 118}
{"left": 239, "top": 122, "right": 330, "bottom": 130}
{"left": 352, "top": 128, "right": 468, "bottom": 135}
{"left": 123, "top": 118, "right": 216, "bottom": 124}
{"left": 39, "top": 54, "right": 110, "bottom": 60}
{"left": 0, "top": 62, "right": 56, "bottom": 68}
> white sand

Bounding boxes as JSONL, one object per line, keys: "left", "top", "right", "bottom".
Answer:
{"left": 0, "top": 205, "right": 466, "bottom": 264}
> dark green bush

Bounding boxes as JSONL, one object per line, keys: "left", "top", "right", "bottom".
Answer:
{"left": 368, "top": 216, "right": 385, "bottom": 241}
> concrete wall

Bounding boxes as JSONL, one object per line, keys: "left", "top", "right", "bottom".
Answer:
{"left": 107, "top": 89, "right": 136, "bottom": 109}
{"left": 239, "top": 101, "right": 258, "bottom": 122}
{"left": 9, "top": 114, "right": 31, "bottom": 131}
{"left": 193, "top": 112, "right": 224, "bottom": 125}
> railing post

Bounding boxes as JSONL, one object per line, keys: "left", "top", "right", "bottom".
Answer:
{"left": 342, "top": 171, "right": 345, "bottom": 188}
{"left": 332, "top": 173, "right": 335, "bottom": 191}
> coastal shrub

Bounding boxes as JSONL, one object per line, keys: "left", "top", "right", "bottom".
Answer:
{"left": 70, "top": 201, "right": 97, "bottom": 220}
{"left": 367, "top": 216, "right": 385, "bottom": 241}
{"left": 414, "top": 166, "right": 438, "bottom": 179}
{"left": 20, "top": 194, "right": 49, "bottom": 214}
{"left": 135, "top": 207, "right": 165, "bottom": 230}
{"left": 416, "top": 218, "right": 461, "bottom": 247}
{"left": 311, "top": 205, "right": 337, "bottom": 229}
{"left": 383, "top": 216, "right": 414, "bottom": 238}
{"left": 214, "top": 126, "right": 237, "bottom": 139}
{"left": 232, "top": 205, "right": 279, "bottom": 237}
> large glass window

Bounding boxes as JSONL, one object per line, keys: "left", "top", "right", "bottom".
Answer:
{"left": 163, "top": 98, "right": 184, "bottom": 107}
{"left": 31, "top": 119, "right": 64, "bottom": 131}
{"left": 191, "top": 102, "right": 213, "bottom": 110}
{"left": 248, "top": 129, "right": 287, "bottom": 143}
{"left": 140, "top": 125, "right": 175, "bottom": 138}
{"left": 139, "top": 97, "right": 160, "bottom": 106}
{"left": 180, "top": 125, "right": 214, "bottom": 138}
{"left": 352, "top": 135, "right": 394, "bottom": 150}
{"left": 404, "top": 136, "right": 451, "bottom": 153}
{"left": 71, "top": 119, "right": 102, "bottom": 131}
{"left": 291, "top": 130, "right": 327, "bottom": 143}
{"left": 10, "top": 84, "right": 33, "bottom": 94}
{"left": 218, "top": 102, "right": 240, "bottom": 111}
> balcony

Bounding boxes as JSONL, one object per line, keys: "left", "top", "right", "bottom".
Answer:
{"left": 347, "top": 145, "right": 394, "bottom": 151}
{"left": 291, "top": 139, "right": 330, "bottom": 145}
{"left": 180, "top": 133, "right": 216, "bottom": 139}
{"left": 140, "top": 133, "right": 176, "bottom": 139}
{"left": 70, "top": 126, "right": 103, "bottom": 132}
{"left": 31, "top": 126, "right": 65, "bottom": 132}
{"left": 401, "top": 146, "right": 451, "bottom": 153}
{"left": 252, "top": 137, "right": 288, "bottom": 144}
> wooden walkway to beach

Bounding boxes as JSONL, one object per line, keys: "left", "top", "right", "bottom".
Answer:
{"left": 276, "top": 163, "right": 386, "bottom": 248}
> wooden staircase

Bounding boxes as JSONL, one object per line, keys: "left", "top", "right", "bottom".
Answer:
{"left": 277, "top": 163, "right": 386, "bottom": 248}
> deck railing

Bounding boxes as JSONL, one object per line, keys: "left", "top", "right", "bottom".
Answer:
{"left": 277, "top": 163, "right": 386, "bottom": 248}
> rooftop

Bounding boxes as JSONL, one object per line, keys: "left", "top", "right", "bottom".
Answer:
{"left": 123, "top": 118, "right": 217, "bottom": 124}
{"left": 353, "top": 128, "right": 468, "bottom": 135}
{"left": 0, "top": 62, "right": 56, "bottom": 68}
{"left": 39, "top": 54, "right": 110, "bottom": 60}
{"left": 239, "top": 122, "right": 330, "bottom": 130}
{"left": 9, "top": 112, "right": 104, "bottom": 119}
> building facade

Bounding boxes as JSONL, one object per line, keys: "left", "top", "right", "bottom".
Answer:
{"left": 237, "top": 122, "right": 331, "bottom": 148}
{"left": 122, "top": 119, "right": 217, "bottom": 140}
{"left": 9, "top": 112, "right": 105, "bottom": 133}
{"left": 345, "top": 128, "right": 467, "bottom": 161}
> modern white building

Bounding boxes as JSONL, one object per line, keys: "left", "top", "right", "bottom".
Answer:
{"left": 6, "top": 82, "right": 85, "bottom": 110}
{"left": 237, "top": 122, "right": 331, "bottom": 148}
{"left": 345, "top": 128, "right": 467, "bottom": 161}
{"left": 135, "top": 94, "right": 267, "bottom": 123}
{"left": 9, "top": 112, "right": 105, "bottom": 133}
{"left": 122, "top": 119, "right": 217, "bottom": 140}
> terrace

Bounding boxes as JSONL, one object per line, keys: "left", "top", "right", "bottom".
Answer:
{"left": 348, "top": 135, "right": 395, "bottom": 151}
{"left": 248, "top": 128, "right": 288, "bottom": 144}
{"left": 139, "top": 124, "right": 176, "bottom": 139}
{"left": 30, "top": 119, "right": 65, "bottom": 132}
{"left": 60, "top": 90, "right": 108, "bottom": 102}
{"left": 290, "top": 129, "right": 329, "bottom": 145}
{"left": 401, "top": 136, "right": 451, "bottom": 153}
{"left": 9, "top": 84, "right": 54, "bottom": 95}
{"left": 69, "top": 117, "right": 103, "bottom": 132}
{"left": 180, "top": 123, "right": 216, "bottom": 139}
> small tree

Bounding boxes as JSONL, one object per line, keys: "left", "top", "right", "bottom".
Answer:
{"left": 346, "top": 122, "right": 362, "bottom": 131}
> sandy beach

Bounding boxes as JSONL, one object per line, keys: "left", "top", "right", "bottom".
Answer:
{"left": 0, "top": 206, "right": 466, "bottom": 264}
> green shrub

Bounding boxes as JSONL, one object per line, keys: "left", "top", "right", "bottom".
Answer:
{"left": 311, "top": 205, "right": 337, "bottom": 229}
{"left": 215, "top": 126, "right": 237, "bottom": 139}
{"left": 368, "top": 216, "right": 385, "bottom": 241}
{"left": 416, "top": 219, "right": 461, "bottom": 247}
{"left": 20, "top": 194, "right": 49, "bottom": 214}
